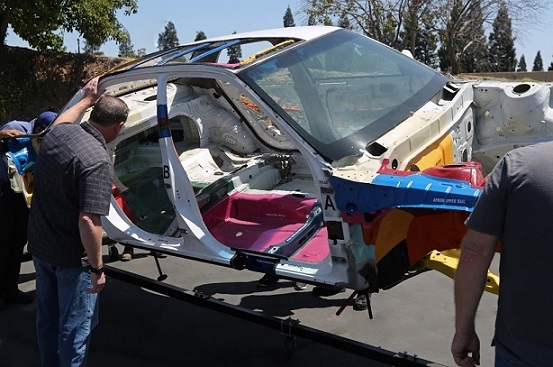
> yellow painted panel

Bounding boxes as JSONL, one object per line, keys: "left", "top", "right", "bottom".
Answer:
{"left": 409, "top": 134, "right": 454, "bottom": 171}
{"left": 370, "top": 209, "right": 414, "bottom": 262}
{"left": 419, "top": 249, "right": 499, "bottom": 295}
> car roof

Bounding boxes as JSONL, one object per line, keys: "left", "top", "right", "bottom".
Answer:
{"left": 102, "top": 26, "right": 343, "bottom": 75}
{"left": 191, "top": 25, "right": 341, "bottom": 44}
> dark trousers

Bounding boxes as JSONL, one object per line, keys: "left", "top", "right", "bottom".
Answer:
{"left": 0, "top": 183, "right": 29, "bottom": 295}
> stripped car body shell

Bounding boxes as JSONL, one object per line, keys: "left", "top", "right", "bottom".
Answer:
{"left": 14, "top": 26, "right": 553, "bottom": 296}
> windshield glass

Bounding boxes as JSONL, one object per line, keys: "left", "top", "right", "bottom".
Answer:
{"left": 241, "top": 29, "right": 448, "bottom": 161}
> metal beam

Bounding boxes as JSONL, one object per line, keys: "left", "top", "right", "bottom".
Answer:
{"left": 105, "top": 265, "right": 446, "bottom": 367}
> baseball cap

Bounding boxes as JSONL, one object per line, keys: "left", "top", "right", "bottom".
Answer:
{"left": 36, "top": 111, "right": 58, "bottom": 130}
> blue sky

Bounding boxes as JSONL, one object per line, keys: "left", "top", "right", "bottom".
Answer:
{"left": 6, "top": 0, "right": 553, "bottom": 68}
{"left": 7, "top": 1, "right": 302, "bottom": 55}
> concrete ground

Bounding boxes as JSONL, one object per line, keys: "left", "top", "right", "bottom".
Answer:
{"left": 0, "top": 245, "right": 498, "bottom": 367}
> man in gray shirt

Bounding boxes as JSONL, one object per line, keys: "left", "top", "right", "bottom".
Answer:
{"left": 452, "top": 142, "right": 553, "bottom": 366}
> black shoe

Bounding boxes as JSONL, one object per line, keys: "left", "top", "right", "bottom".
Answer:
{"left": 2, "top": 290, "right": 34, "bottom": 304}
{"left": 121, "top": 246, "right": 134, "bottom": 261}
{"left": 312, "top": 285, "right": 345, "bottom": 296}
{"left": 150, "top": 251, "right": 167, "bottom": 258}
{"left": 353, "top": 293, "right": 368, "bottom": 311}
{"left": 257, "top": 273, "right": 279, "bottom": 287}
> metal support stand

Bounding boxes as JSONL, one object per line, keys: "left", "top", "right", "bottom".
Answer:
{"left": 152, "top": 255, "right": 168, "bottom": 281}
{"left": 280, "top": 317, "right": 300, "bottom": 359}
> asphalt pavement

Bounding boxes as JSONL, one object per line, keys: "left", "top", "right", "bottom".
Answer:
{"left": 0, "top": 245, "right": 499, "bottom": 367}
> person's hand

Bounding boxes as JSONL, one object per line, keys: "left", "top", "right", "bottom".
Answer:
{"left": 451, "top": 330, "right": 480, "bottom": 366}
{"left": 87, "top": 272, "right": 107, "bottom": 294}
{"left": 0, "top": 129, "right": 25, "bottom": 139}
{"left": 81, "top": 76, "right": 105, "bottom": 105}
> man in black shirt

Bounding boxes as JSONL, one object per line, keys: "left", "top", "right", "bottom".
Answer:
{"left": 28, "top": 77, "right": 129, "bottom": 366}
{"left": 0, "top": 110, "right": 57, "bottom": 308}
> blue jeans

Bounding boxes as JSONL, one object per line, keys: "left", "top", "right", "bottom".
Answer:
{"left": 33, "top": 256, "right": 99, "bottom": 367}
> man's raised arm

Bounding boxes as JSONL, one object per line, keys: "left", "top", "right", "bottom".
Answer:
{"left": 53, "top": 77, "right": 104, "bottom": 126}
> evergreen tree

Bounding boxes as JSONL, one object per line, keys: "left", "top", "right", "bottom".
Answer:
{"left": 305, "top": 0, "right": 404, "bottom": 48}
{"left": 438, "top": 1, "right": 497, "bottom": 74}
{"left": 337, "top": 14, "right": 351, "bottom": 29}
{"left": 458, "top": 3, "right": 488, "bottom": 73}
{"left": 227, "top": 31, "right": 242, "bottom": 63}
{"left": 533, "top": 50, "right": 543, "bottom": 71}
{"left": 487, "top": 4, "right": 516, "bottom": 71}
{"left": 322, "top": 16, "right": 334, "bottom": 26}
{"left": 517, "top": 55, "right": 527, "bottom": 72}
{"left": 83, "top": 39, "right": 103, "bottom": 56}
{"left": 438, "top": 2, "right": 462, "bottom": 73}
{"left": 283, "top": 6, "right": 295, "bottom": 27}
{"left": 118, "top": 30, "right": 135, "bottom": 58}
{"left": 135, "top": 48, "right": 147, "bottom": 58}
{"left": 195, "top": 31, "right": 207, "bottom": 41}
{"left": 440, "top": 2, "right": 488, "bottom": 73}
{"left": 548, "top": 62, "right": 553, "bottom": 71}
{"left": 402, "top": 5, "right": 438, "bottom": 68}
{"left": 307, "top": 13, "right": 316, "bottom": 26}
{"left": 157, "top": 21, "right": 179, "bottom": 51}
{"left": 302, "top": 0, "right": 550, "bottom": 71}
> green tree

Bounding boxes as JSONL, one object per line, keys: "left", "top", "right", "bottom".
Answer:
{"left": 517, "top": 55, "right": 527, "bottom": 71}
{"left": 307, "top": 12, "right": 316, "bottom": 26}
{"left": 83, "top": 39, "right": 103, "bottom": 56}
{"left": 438, "top": 1, "right": 489, "bottom": 74}
{"left": 135, "top": 48, "right": 146, "bottom": 58}
{"left": 487, "top": 4, "right": 516, "bottom": 71}
{"left": 434, "top": 0, "right": 549, "bottom": 74}
{"left": 459, "top": 3, "right": 488, "bottom": 73}
{"left": 194, "top": 31, "right": 207, "bottom": 41}
{"left": 1, "top": 0, "right": 137, "bottom": 52}
{"left": 548, "top": 61, "right": 553, "bottom": 71}
{"left": 118, "top": 29, "right": 135, "bottom": 58}
{"left": 227, "top": 31, "right": 242, "bottom": 63}
{"left": 157, "top": 21, "right": 179, "bottom": 50}
{"left": 337, "top": 14, "right": 351, "bottom": 29}
{"left": 305, "top": 0, "right": 401, "bottom": 46}
{"left": 301, "top": 0, "right": 549, "bottom": 73}
{"left": 399, "top": 1, "right": 438, "bottom": 67}
{"left": 306, "top": 0, "right": 442, "bottom": 51}
{"left": 283, "top": 6, "right": 296, "bottom": 27}
{"left": 532, "top": 50, "right": 543, "bottom": 71}
{"left": 410, "top": 9, "right": 439, "bottom": 68}
{"left": 322, "top": 16, "right": 334, "bottom": 26}
{"left": 438, "top": 2, "right": 463, "bottom": 73}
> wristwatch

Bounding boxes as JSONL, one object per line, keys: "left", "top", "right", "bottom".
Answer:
{"left": 89, "top": 265, "right": 104, "bottom": 275}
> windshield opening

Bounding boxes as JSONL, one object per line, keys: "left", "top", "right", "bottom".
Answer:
{"left": 241, "top": 30, "right": 448, "bottom": 161}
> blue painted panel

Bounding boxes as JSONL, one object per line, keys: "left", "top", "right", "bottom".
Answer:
{"left": 330, "top": 173, "right": 482, "bottom": 213}
{"left": 157, "top": 104, "right": 171, "bottom": 138}
{"left": 156, "top": 43, "right": 211, "bottom": 65}
{"left": 5, "top": 138, "right": 37, "bottom": 174}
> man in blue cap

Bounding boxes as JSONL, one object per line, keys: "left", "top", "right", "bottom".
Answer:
{"left": 0, "top": 109, "right": 58, "bottom": 310}
{"left": 0, "top": 110, "right": 57, "bottom": 137}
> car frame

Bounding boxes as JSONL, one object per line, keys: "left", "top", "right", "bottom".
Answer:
{"left": 8, "top": 26, "right": 553, "bottom": 297}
